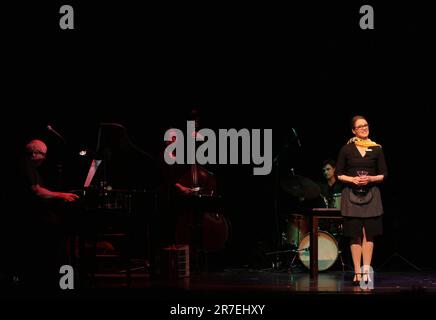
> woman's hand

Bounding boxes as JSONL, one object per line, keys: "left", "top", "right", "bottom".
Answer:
{"left": 358, "top": 175, "right": 370, "bottom": 186}
{"left": 349, "top": 176, "right": 370, "bottom": 186}
{"left": 350, "top": 176, "right": 362, "bottom": 186}
{"left": 339, "top": 175, "right": 374, "bottom": 186}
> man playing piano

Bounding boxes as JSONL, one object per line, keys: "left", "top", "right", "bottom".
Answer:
{"left": 6, "top": 139, "right": 78, "bottom": 288}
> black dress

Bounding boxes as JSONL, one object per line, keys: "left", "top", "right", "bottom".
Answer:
{"left": 335, "top": 143, "right": 388, "bottom": 239}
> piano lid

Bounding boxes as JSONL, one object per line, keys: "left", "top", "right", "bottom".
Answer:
{"left": 82, "top": 123, "right": 157, "bottom": 191}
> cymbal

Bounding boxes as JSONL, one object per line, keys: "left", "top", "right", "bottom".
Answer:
{"left": 280, "top": 174, "right": 320, "bottom": 200}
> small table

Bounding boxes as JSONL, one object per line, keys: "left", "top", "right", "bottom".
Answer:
{"left": 308, "top": 208, "right": 342, "bottom": 280}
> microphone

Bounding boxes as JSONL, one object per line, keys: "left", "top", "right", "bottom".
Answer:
{"left": 47, "top": 125, "right": 66, "bottom": 143}
{"left": 292, "top": 128, "right": 301, "bottom": 147}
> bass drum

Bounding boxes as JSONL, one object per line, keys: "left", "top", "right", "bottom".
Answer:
{"left": 297, "top": 231, "right": 338, "bottom": 271}
{"left": 175, "top": 211, "right": 230, "bottom": 253}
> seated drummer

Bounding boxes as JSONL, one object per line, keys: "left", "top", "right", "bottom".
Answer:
{"left": 318, "top": 159, "right": 343, "bottom": 208}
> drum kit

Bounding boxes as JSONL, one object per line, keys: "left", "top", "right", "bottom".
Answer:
{"left": 284, "top": 213, "right": 343, "bottom": 272}
{"left": 278, "top": 175, "right": 345, "bottom": 272}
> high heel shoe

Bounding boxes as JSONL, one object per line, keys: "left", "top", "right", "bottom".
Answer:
{"left": 362, "top": 273, "right": 373, "bottom": 286}
{"left": 352, "top": 273, "right": 361, "bottom": 286}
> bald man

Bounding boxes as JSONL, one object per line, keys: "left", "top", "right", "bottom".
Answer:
{"left": 24, "top": 140, "right": 79, "bottom": 202}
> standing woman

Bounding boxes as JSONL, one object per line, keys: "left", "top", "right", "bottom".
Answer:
{"left": 336, "top": 116, "right": 387, "bottom": 285}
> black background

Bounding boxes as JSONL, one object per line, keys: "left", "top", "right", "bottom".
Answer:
{"left": 2, "top": 1, "right": 435, "bottom": 273}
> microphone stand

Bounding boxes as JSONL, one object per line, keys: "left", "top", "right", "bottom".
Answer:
{"left": 54, "top": 140, "right": 66, "bottom": 190}
{"left": 47, "top": 124, "right": 67, "bottom": 190}
{"left": 378, "top": 211, "right": 421, "bottom": 272}
{"left": 264, "top": 137, "right": 301, "bottom": 271}
{"left": 270, "top": 144, "right": 288, "bottom": 270}
{"left": 266, "top": 130, "right": 302, "bottom": 272}
{"left": 57, "top": 162, "right": 64, "bottom": 190}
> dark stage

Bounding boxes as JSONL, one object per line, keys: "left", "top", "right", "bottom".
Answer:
{"left": 1, "top": 3, "right": 435, "bottom": 315}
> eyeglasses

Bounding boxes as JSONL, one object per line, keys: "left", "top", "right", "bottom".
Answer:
{"left": 32, "top": 150, "right": 47, "bottom": 156}
{"left": 354, "top": 124, "right": 369, "bottom": 130}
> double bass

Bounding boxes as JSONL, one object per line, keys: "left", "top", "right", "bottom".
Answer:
{"left": 174, "top": 126, "right": 230, "bottom": 254}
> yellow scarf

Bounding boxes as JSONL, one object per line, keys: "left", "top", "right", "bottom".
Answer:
{"left": 347, "top": 137, "right": 381, "bottom": 148}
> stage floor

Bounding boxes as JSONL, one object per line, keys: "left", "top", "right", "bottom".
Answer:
{"left": 92, "top": 268, "right": 436, "bottom": 293}
{"left": 4, "top": 269, "right": 436, "bottom": 315}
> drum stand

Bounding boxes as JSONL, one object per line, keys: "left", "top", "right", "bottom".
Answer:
{"left": 263, "top": 248, "right": 306, "bottom": 273}
{"left": 265, "top": 140, "right": 291, "bottom": 272}
{"left": 287, "top": 219, "right": 307, "bottom": 272}
{"left": 289, "top": 248, "right": 307, "bottom": 272}
{"left": 263, "top": 221, "right": 305, "bottom": 272}
{"left": 337, "top": 248, "right": 352, "bottom": 272}
{"left": 335, "top": 231, "right": 353, "bottom": 272}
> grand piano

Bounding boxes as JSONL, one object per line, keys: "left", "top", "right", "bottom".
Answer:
{"left": 66, "top": 123, "right": 158, "bottom": 286}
